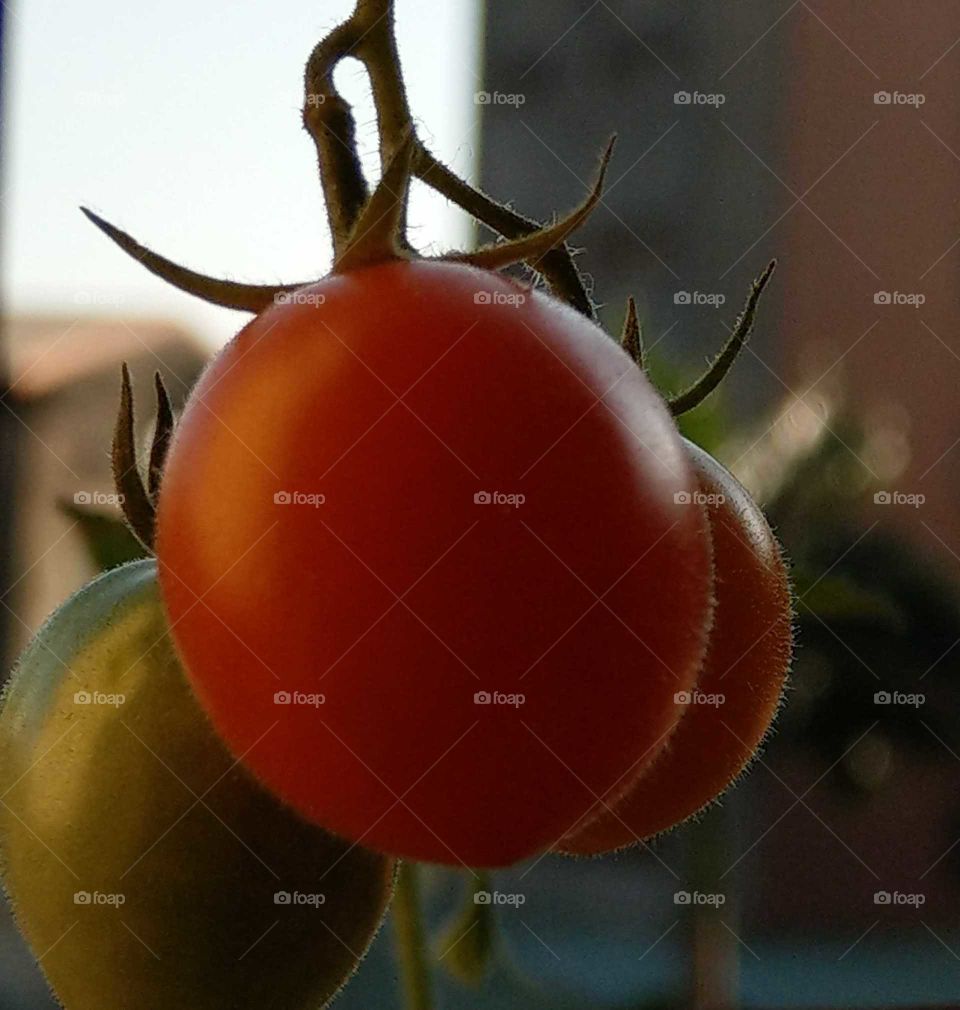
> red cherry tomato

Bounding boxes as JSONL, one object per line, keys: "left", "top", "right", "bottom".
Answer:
{"left": 156, "top": 259, "right": 714, "bottom": 867}
{"left": 558, "top": 439, "right": 792, "bottom": 855}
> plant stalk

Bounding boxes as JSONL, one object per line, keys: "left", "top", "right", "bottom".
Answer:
{"left": 393, "top": 860, "right": 435, "bottom": 1010}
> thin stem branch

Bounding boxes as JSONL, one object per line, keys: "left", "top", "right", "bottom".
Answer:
{"left": 302, "top": 19, "right": 370, "bottom": 255}
{"left": 669, "top": 260, "right": 777, "bottom": 416}
{"left": 444, "top": 138, "right": 614, "bottom": 272}
{"left": 393, "top": 861, "right": 434, "bottom": 1010}
{"left": 352, "top": 0, "right": 413, "bottom": 166}
{"left": 80, "top": 208, "right": 308, "bottom": 312}
{"left": 112, "top": 364, "right": 156, "bottom": 551}
{"left": 620, "top": 296, "right": 643, "bottom": 367}
{"left": 304, "top": 0, "right": 597, "bottom": 314}
{"left": 412, "top": 144, "right": 595, "bottom": 318}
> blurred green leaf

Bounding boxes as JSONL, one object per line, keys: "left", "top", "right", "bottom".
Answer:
{"left": 58, "top": 500, "right": 148, "bottom": 571}
{"left": 797, "top": 572, "right": 906, "bottom": 630}
{"left": 434, "top": 872, "right": 495, "bottom": 987}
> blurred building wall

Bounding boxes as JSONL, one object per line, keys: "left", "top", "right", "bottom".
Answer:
{"left": 3, "top": 317, "right": 207, "bottom": 664}
{"left": 780, "top": 2, "right": 960, "bottom": 554}
{"left": 477, "top": 0, "right": 960, "bottom": 947}
{"left": 478, "top": 0, "right": 788, "bottom": 410}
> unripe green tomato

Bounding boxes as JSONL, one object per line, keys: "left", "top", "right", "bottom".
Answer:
{"left": 0, "top": 560, "right": 395, "bottom": 1010}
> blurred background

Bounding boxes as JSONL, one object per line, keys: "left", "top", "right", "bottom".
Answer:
{"left": 3, "top": 1, "right": 960, "bottom": 1007}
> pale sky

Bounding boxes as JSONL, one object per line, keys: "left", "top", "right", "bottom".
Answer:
{"left": 3, "top": 0, "right": 481, "bottom": 347}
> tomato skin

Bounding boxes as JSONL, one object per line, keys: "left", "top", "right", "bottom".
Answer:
{"left": 558, "top": 439, "right": 792, "bottom": 855}
{"left": 0, "top": 561, "right": 395, "bottom": 1010}
{"left": 156, "top": 259, "right": 714, "bottom": 867}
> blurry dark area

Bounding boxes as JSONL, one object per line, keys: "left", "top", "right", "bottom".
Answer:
{"left": 4, "top": 2, "right": 960, "bottom": 1009}
{"left": 478, "top": 1, "right": 789, "bottom": 415}
{"left": 1, "top": 318, "right": 206, "bottom": 660}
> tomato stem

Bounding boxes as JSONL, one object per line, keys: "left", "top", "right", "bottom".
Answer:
{"left": 147, "top": 372, "right": 174, "bottom": 503}
{"left": 112, "top": 364, "right": 156, "bottom": 551}
{"left": 83, "top": 0, "right": 605, "bottom": 319}
{"left": 301, "top": 9, "right": 371, "bottom": 255}
{"left": 333, "top": 134, "right": 414, "bottom": 273}
{"left": 79, "top": 207, "right": 307, "bottom": 312}
{"left": 393, "top": 861, "right": 435, "bottom": 1010}
{"left": 443, "top": 138, "right": 615, "bottom": 273}
{"left": 303, "top": 0, "right": 601, "bottom": 317}
{"left": 435, "top": 870, "right": 495, "bottom": 985}
{"left": 668, "top": 259, "right": 777, "bottom": 416}
{"left": 303, "top": 0, "right": 414, "bottom": 258}
{"left": 620, "top": 296, "right": 643, "bottom": 368}
{"left": 410, "top": 144, "right": 597, "bottom": 318}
